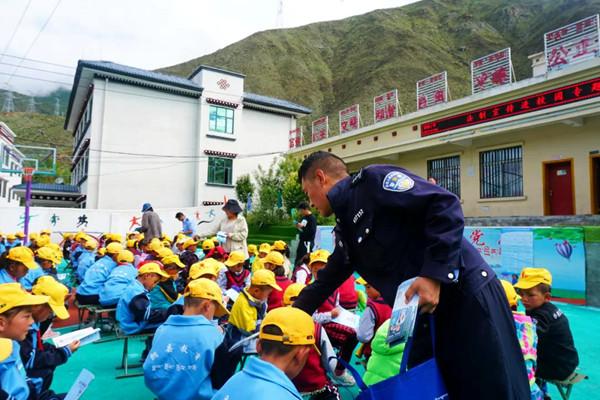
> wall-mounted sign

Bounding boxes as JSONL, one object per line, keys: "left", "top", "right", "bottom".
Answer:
{"left": 417, "top": 71, "right": 448, "bottom": 110}
{"left": 311, "top": 116, "right": 329, "bottom": 143}
{"left": 545, "top": 14, "right": 600, "bottom": 72}
{"left": 471, "top": 48, "right": 513, "bottom": 94}
{"left": 339, "top": 104, "right": 360, "bottom": 134}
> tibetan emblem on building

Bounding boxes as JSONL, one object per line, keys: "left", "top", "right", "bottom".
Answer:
{"left": 217, "top": 79, "right": 230, "bottom": 90}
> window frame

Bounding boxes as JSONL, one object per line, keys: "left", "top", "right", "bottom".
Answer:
{"left": 207, "top": 156, "right": 233, "bottom": 186}
{"left": 479, "top": 145, "right": 523, "bottom": 199}
{"left": 208, "top": 105, "right": 234, "bottom": 135}
{"left": 427, "top": 154, "right": 461, "bottom": 198}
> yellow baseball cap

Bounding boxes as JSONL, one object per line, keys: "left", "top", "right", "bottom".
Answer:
{"left": 251, "top": 269, "right": 282, "bottom": 291}
{"left": 272, "top": 240, "right": 287, "bottom": 251}
{"left": 97, "top": 247, "right": 106, "bottom": 256}
{"left": 15, "top": 231, "right": 25, "bottom": 239}
{"left": 248, "top": 244, "right": 258, "bottom": 255}
{"left": 40, "top": 229, "right": 51, "bottom": 236}
{"left": 105, "top": 242, "right": 123, "bottom": 255}
{"left": 356, "top": 276, "right": 367, "bottom": 286}
{"left": 201, "top": 239, "right": 215, "bottom": 251}
{"left": 138, "top": 262, "right": 170, "bottom": 279}
{"left": 155, "top": 247, "right": 174, "bottom": 259}
{"left": 35, "top": 247, "right": 59, "bottom": 265}
{"left": 500, "top": 280, "right": 520, "bottom": 308}
{"left": 117, "top": 250, "right": 135, "bottom": 264}
{"left": 30, "top": 233, "right": 40, "bottom": 242}
{"left": 36, "top": 235, "right": 50, "bottom": 247}
{"left": 62, "top": 232, "right": 74, "bottom": 240}
{"left": 189, "top": 261, "right": 218, "bottom": 280}
{"left": 184, "top": 278, "right": 229, "bottom": 317}
{"left": 514, "top": 268, "right": 552, "bottom": 290}
{"left": 0, "top": 338, "right": 12, "bottom": 362}
{"left": 283, "top": 283, "right": 306, "bottom": 306}
{"left": 183, "top": 239, "right": 198, "bottom": 250}
{"left": 309, "top": 249, "right": 330, "bottom": 266}
{"left": 126, "top": 239, "right": 137, "bottom": 248}
{"left": 263, "top": 251, "right": 284, "bottom": 268}
{"left": 31, "top": 276, "right": 70, "bottom": 320}
{"left": 224, "top": 251, "right": 246, "bottom": 267}
{"left": 83, "top": 239, "right": 97, "bottom": 250}
{"left": 259, "top": 243, "right": 271, "bottom": 253}
{"left": 6, "top": 233, "right": 16, "bottom": 240}
{"left": 161, "top": 254, "right": 185, "bottom": 269}
{"left": 161, "top": 233, "right": 172, "bottom": 243}
{"left": 106, "top": 233, "right": 123, "bottom": 243}
{"left": 74, "top": 231, "right": 87, "bottom": 241}
{"left": 259, "top": 307, "right": 315, "bottom": 346}
{"left": 148, "top": 238, "right": 163, "bottom": 252}
{"left": 0, "top": 283, "right": 49, "bottom": 314}
{"left": 7, "top": 247, "right": 38, "bottom": 270}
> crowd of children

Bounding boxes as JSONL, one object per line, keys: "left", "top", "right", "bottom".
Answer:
{"left": 0, "top": 227, "right": 582, "bottom": 399}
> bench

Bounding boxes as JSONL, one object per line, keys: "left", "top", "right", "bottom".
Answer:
{"left": 74, "top": 301, "right": 116, "bottom": 332}
{"left": 543, "top": 371, "right": 588, "bottom": 400}
{"left": 115, "top": 328, "right": 155, "bottom": 379}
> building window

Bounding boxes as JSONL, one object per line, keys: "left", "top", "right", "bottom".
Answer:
{"left": 208, "top": 105, "right": 234, "bottom": 134}
{"left": 0, "top": 179, "right": 6, "bottom": 198}
{"left": 480, "top": 146, "right": 523, "bottom": 198}
{"left": 427, "top": 155, "right": 461, "bottom": 197}
{"left": 208, "top": 157, "right": 233, "bottom": 185}
{"left": 2, "top": 146, "right": 9, "bottom": 167}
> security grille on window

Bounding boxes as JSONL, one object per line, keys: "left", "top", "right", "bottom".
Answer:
{"left": 208, "top": 157, "right": 233, "bottom": 185}
{"left": 427, "top": 155, "right": 461, "bottom": 197}
{"left": 209, "top": 105, "right": 234, "bottom": 134}
{"left": 480, "top": 146, "right": 523, "bottom": 198}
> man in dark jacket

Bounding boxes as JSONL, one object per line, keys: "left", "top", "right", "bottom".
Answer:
{"left": 293, "top": 151, "right": 530, "bottom": 400}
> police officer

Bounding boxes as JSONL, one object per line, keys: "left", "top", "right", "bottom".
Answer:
{"left": 293, "top": 151, "right": 530, "bottom": 399}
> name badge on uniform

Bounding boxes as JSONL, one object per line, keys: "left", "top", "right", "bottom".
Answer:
{"left": 382, "top": 171, "right": 414, "bottom": 192}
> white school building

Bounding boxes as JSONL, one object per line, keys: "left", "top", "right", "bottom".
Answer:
{"left": 0, "top": 122, "right": 24, "bottom": 207}
{"left": 64, "top": 61, "right": 311, "bottom": 209}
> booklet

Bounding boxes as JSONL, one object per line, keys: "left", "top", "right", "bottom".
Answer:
{"left": 332, "top": 308, "right": 360, "bottom": 330}
{"left": 52, "top": 327, "right": 101, "bottom": 348}
{"left": 386, "top": 278, "right": 420, "bottom": 346}
{"left": 64, "top": 369, "right": 95, "bottom": 400}
{"left": 225, "top": 288, "right": 240, "bottom": 303}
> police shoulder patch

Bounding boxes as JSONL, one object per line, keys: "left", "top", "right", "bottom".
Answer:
{"left": 382, "top": 171, "right": 414, "bottom": 192}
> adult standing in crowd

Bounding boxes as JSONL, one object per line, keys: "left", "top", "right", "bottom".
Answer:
{"left": 292, "top": 151, "right": 530, "bottom": 400}
{"left": 204, "top": 199, "right": 248, "bottom": 258}
{"left": 175, "top": 212, "right": 196, "bottom": 237}
{"left": 140, "top": 203, "right": 162, "bottom": 241}
{"left": 294, "top": 201, "right": 316, "bottom": 266}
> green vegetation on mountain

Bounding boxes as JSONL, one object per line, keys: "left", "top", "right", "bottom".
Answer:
{"left": 161, "top": 0, "right": 600, "bottom": 138}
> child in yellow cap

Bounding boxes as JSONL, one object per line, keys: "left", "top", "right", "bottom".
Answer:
{"left": 499, "top": 280, "right": 543, "bottom": 399}
{"left": 271, "top": 240, "right": 292, "bottom": 276}
{"left": 251, "top": 243, "right": 271, "bottom": 273}
{"left": 0, "top": 283, "right": 50, "bottom": 400}
{"left": 213, "top": 307, "right": 315, "bottom": 400}
{"left": 283, "top": 284, "right": 340, "bottom": 399}
{"left": 21, "top": 276, "right": 79, "bottom": 393}
{"left": 262, "top": 251, "right": 293, "bottom": 311}
{"left": 224, "top": 251, "right": 251, "bottom": 292}
{"left": 514, "top": 268, "right": 579, "bottom": 385}
{"left": 76, "top": 242, "right": 124, "bottom": 306}
{"left": 143, "top": 278, "right": 228, "bottom": 400}
{"left": 1, "top": 246, "right": 38, "bottom": 286}
{"left": 98, "top": 250, "right": 138, "bottom": 307}
{"left": 19, "top": 247, "right": 60, "bottom": 291}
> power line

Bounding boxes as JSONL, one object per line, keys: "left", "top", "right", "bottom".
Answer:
{"left": 0, "top": 61, "right": 74, "bottom": 77}
{"left": 4, "top": 0, "right": 63, "bottom": 86}
{"left": 0, "top": 53, "right": 74, "bottom": 70}
{"left": 0, "top": 0, "right": 33, "bottom": 65}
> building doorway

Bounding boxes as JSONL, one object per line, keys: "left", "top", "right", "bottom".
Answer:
{"left": 591, "top": 154, "right": 600, "bottom": 214}
{"left": 543, "top": 159, "right": 575, "bottom": 215}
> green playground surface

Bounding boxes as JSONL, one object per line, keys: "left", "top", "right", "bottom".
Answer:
{"left": 52, "top": 302, "right": 598, "bottom": 399}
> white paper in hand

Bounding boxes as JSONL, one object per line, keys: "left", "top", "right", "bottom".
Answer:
{"left": 332, "top": 308, "right": 360, "bottom": 330}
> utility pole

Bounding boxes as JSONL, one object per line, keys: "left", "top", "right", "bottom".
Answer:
{"left": 54, "top": 98, "right": 60, "bottom": 116}
{"left": 2, "top": 91, "right": 15, "bottom": 112}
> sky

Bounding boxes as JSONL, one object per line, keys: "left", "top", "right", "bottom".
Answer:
{"left": 0, "top": 0, "right": 419, "bottom": 95}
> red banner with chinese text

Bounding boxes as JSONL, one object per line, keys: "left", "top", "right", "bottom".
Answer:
{"left": 339, "top": 104, "right": 360, "bottom": 134}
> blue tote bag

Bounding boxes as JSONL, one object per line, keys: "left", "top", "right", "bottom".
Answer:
{"left": 340, "top": 316, "right": 448, "bottom": 400}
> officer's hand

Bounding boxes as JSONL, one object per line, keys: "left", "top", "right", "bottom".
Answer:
{"left": 405, "top": 277, "right": 441, "bottom": 314}
{"left": 330, "top": 308, "right": 341, "bottom": 318}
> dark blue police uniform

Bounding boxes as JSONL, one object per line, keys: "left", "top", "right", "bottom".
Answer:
{"left": 294, "top": 165, "right": 530, "bottom": 399}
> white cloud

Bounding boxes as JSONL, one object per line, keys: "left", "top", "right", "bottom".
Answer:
{"left": 0, "top": 0, "right": 418, "bottom": 94}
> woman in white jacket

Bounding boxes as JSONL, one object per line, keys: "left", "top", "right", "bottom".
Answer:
{"left": 205, "top": 199, "right": 249, "bottom": 258}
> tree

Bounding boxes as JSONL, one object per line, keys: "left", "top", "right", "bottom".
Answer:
{"left": 235, "top": 174, "right": 254, "bottom": 205}
{"left": 250, "top": 158, "right": 286, "bottom": 226}
{"left": 279, "top": 157, "right": 307, "bottom": 214}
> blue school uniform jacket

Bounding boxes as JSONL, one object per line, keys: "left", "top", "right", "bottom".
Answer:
{"left": 77, "top": 256, "right": 116, "bottom": 296}
{"left": 0, "top": 268, "right": 17, "bottom": 284}
{"left": 70, "top": 245, "right": 83, "bottom": 269}
{"left": 0, "top": 340, "right": 30, "bottom": 400}
{"left": 98, "top": 263, "right": 138, "bottom": 306}
{"left": 19, "top": 264, "right": 44, "bottom": 290}
{"left": 212, "top": 356, "right": 303, "bottom": 400}
{"left": 116, "top": 280, "right": 166, "bottom": 335}
{"left": 143, "top": 314, "right": 223, "bottom": 400}
{"left": 76, "top": 249, "right": 96, "bottom": 282}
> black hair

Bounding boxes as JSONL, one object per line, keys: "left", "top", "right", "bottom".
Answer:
{"left": 297, "top": 201, "right": 310, "bottom": 210}
{"left": 297, "top": 253, "right": 310, "bottom": 268}
{"left": 273, "top": 265, "right": 286, "bottom": 277}
{"left": 260, "top": 324, "right": 294, "bottom": 356}
{"left": 184, "top": 296, "right": 209, "bottom": 308}
{"left": 536, "top": 283, "right": 552, "bottom": 294}
{"left": 0, "top": 305, "right": 32, "bottom": 319}
{"left": 175, "top": 212, "right": 184, "bottom": 219}
{"left": 298, "top": 151, "right": 348, "bottom": 183}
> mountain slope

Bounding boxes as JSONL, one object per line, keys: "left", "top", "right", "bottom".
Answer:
{"left": 161, "top": 0, "right": 600, "bottom": 136}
